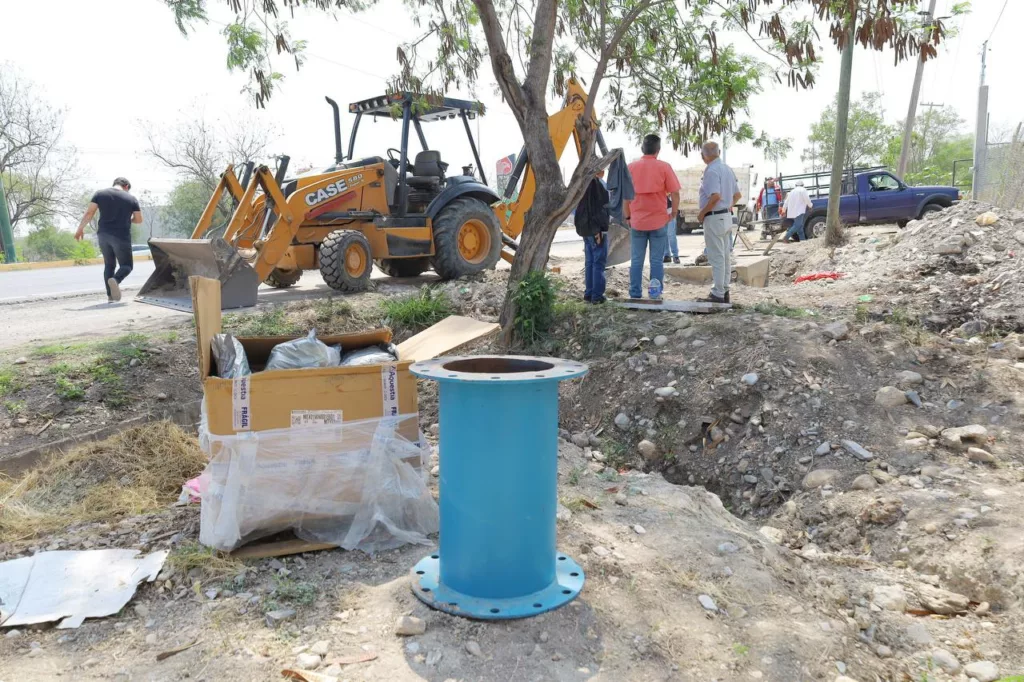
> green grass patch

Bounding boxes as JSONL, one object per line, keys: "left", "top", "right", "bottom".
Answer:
{"left": 380, "top": 288, "right": 452, "bottom": 331}
{"left": 510, "top": 271, "right": 557, "bottom": 347}
{"left": 167, "top": 541, "right": 242, "bottom": 579}
{"left": 37, "top": 333, "right": 151, "bottom": 405}
{"left": 752, "top": 302, "right": 810, "bottom": 319}
{"left": 223, "top": 309, "right": 300, "bottom": 336}
{"left": 165, "top": 330, "right": 180, "bottom": 343}
{"left": 32, "top": 341, "right": 91, "bottom": 358}
{"left": 3, "top": 399, "right": 26, "bottom": 415}
{"left": 55, "top": 376, "right": 85, "bottom": 401}
{"left": 0, "top": 368, "right": 24, "bottom": 398}
{"left": 269, "top": 575, "right": 318, "bottom": 607}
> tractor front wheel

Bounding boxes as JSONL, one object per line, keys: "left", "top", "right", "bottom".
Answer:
{"left": 264, "top": 268, "right": 302, "bottom": 289}
{"left": 320, "top": 230, "right": 373, "bottom": 292}
{"left": 431, "top": 197, "right": 502, "bottom": 280}
{"left": 376, "top": 257, "right": 430, "bottom": 278}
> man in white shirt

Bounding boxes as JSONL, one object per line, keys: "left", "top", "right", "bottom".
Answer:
{"left": 780, "top": 181, "right": 814, "bottom": 242}
{"left": 696, "top": 141, "right": 741, "bottom": 303}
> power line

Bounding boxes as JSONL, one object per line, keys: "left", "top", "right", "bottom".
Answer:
{"left": 988, "top": 0, "right": 1009, "bottom": 43}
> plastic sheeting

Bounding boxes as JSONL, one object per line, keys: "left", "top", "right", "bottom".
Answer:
{"left": 340, "top": 343, "right": 399, "bottom": 367}
{"left": 266, "top": 329, "right": 341, "bottom": 371}
{"left": 211, "top": 333, "right": 251, "bottom": 378}
{"left": 197, "top": 411, "right": 438, "bottom": 553}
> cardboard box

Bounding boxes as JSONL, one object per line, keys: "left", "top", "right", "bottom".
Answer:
{"left": 190, "top": 276, "right": 418, "bottom": 436}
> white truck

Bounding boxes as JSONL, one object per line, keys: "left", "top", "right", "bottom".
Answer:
{"left": 674, "top": 164, "right": 756, "bottom": 234}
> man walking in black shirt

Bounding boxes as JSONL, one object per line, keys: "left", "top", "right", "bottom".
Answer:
{"left": 75, "top": 177, "right": 142, "bottom": 302}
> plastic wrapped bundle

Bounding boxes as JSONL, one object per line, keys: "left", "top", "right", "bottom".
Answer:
{"left": 265, "top": 329, "right": 341, "bottom": 371}
{"left": 340, "top": 343, "right": 400, "bottom": 367}
{"left": 197, "top": 411, "right": 438, "bottom": 553}
{"left": 210, "top": 333, "right": 251, "bottom": 378}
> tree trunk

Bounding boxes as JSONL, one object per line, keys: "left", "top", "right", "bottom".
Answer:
{"left": 825, "top": 17, "right": 856, "bottom": 247}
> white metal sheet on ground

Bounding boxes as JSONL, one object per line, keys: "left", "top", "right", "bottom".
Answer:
{"left": 0, "top": 549, "right": 167, "bottom": 629}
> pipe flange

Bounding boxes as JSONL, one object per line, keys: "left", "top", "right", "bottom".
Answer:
{"left": 411, "top": 355, "right": 588, "bottom": 384}
{"left": 410, "top": 552, "right": 585, "bottom": 620}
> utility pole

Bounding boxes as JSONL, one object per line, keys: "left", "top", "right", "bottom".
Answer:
{"left": 825, "top": 16, "right": 856, "bottom": 246}
{"left": 0, "top": 180, "right": 16, "bottom": 264}
{"left": 897, "top": 0, "right": 939, "bottom": 179}
{"left": 973, "top": 41, "right": 989, "bottom": 200}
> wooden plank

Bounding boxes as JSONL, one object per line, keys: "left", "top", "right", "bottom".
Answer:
{"left": 616, "top": 298, "right": 731, "bottom": 313}
{"left": 230, "top": 538, "right": 337, "bottom": 560}
{"left": 396, "top": 315, "right": 500, "bottom": 363}
{"left": 735, "top": 229, "right": 756, "bottom": 251}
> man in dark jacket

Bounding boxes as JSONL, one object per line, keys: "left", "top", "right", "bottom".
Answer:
{"left": 574, "top": 171, "right": 610, "bottom": 303}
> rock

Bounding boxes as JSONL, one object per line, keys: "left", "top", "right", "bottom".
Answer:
{"left": 653, "top": 335, "right": 668, "bottom": 347}
{"left": 947, "top": 399, "right": 964, "bottom": 410}
{"left": 156, "top": 392, "right": 168, "bottom": 401}
{"left": 5, "top": 629, "right": 22, "bottom": 639}
{"left": 875, "top": 645, "right": 892, "bottom": 658}
{"left": 614, "top": 413, "right": 631, "bottom": 430}
{"left": 741, "top": 373, "right": 759, "bottom": 386}
{"left": 934, "top": 239, "right": 965, "bottom": 255}
{"left": 145, "top": 633, "right": 158, "bottom": 645}
{"left": 614, "top": 493, "right": 628, "bottom": 506}
{"left": 204, "top": 588, "right": 219, "bottom": 600}
{"left": 929, "top": 648, "right": 961, "bottom": 674}
{"left": 620, "top": 337, "right": 639, "bottom": 351}
{"left": 850, "top": 474, "right": 877, "bottom": 491}
{"left": 295, "top": 652, "right": 321, "bottom": 669}
{"left": 465, "top": 640, "right": 483, "bottom": 657}
{"left": 874, "top": 386, "right": 907, "bottom": 408}
{"left": 717, "top": 542, "right": 739, "bottom": 554}
{"left": 310, "top": 640, "right": 331, "bottom": 656}
{"left": 632, "top": 524, "right": 646, "bottom": 535}
{"left": 917, "top": 585, "right": 970, "bottom": 615}
{"left": 425, "top": 650, "right": 443, "bottom": 666}
{"left": 841, "top": 440, "right": 874, "bottom": 461}
{"left": 430, "top": 465, "right": 440, "bottom": 477}
{"left": 556, "top": 504, "right": 572, "bottom": 522}
{"left": 133, "top": 604, "right": 150, "bottom": 618}
{"left": 967, "top": 447, "right": 996, "bottom": 464}
{"left": 13, "top": 357, "right": 27, "bottom": 365}
{"left": 871, "top": 469, "right": 893, "bottom": 484}
{"left": 822, "top": 321, "right": 850, "bottom": 341}
{"left": 759, "top": 526, "right": 786, "bottom": 544}
{"left": 905, "top": 390, "right": 922, "bottom": 407}
{"left": 16, "top": 417, "right": 28, "bottom": 425}
{"left": 976, "top": 601, "right": 991, "bottom": 616}
{"left": 964, "top": 660, "right": 999, "bottom": 682}
{"left": 591, "top": 545, "right": 611, "bottom": 558}
{"left": 709, "top": 426, "right": 725, "bottom": 443}
{"left": 815, "top": 441, "right": 831, "bottom": 456}
{"left": 654, "top": 386, "right": 678, "bottom": 398}
{"left": 905, "top": 622, "right": 933, "bottom": 646}
{"left": 896, "top": 370, "right": 923, "bottom": 386}
{"left": 265, "top": 608, "right": 297, "bottom": 628}
{"left": 637, "top": 439, "right": 657, "bottom": 461}
{"left": 959, "top": 319, "right": 988, "bottom": 337}
{"left": 940, "top": 424, "right": 987, "bottom": 449}
{"left": 691, "top": 339, "right": 706, "bottom": 348}
{"left": 697, "top": 594, "right": 718, "bottom": 612}
{"left": 871, "top": 585, "right": 907, "bottom": 612}
{"left": 539, "top": 631, "right": 550, "bottom": 643}
{"left": 395, "top": 615, "right": 427, "bottom": 636}
{"left": 570, "top": 432, "right": 590, "bottom": 448}
{"left": 742, "top": 475, "right": 758, "bottom": 485}
{"left": 803, "top": 469, "right": 839, "bottom": 490}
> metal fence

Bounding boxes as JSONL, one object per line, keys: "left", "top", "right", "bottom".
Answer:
{"left": 976, "top": 122, "right": 1024, "bottom": 210}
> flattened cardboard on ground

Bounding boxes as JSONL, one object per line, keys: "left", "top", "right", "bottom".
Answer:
{"left": 396, "top": 315, "right": 500, "bottom": 363}
{"left": 190, "top": 276, "right": 418, "bottom": 436}
{"left": 0, "top": 549, "right": 167, "bottom": 629}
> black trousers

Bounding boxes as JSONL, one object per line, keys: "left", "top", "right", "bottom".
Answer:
{"left": 97, "top": 232, "right": 134, "bottom": 297}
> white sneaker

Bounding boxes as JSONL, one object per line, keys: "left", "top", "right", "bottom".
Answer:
{"left": 107, "top": 278, "right": 121, "bottom": 302}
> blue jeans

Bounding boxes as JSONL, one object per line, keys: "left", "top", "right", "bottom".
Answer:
{"left": 764, "top": 204, "right": 779, "bottom": 220}
{"left": 629, "top": 224, "right": 668, "bottom": 299}
{"left": 666, "top": 217, "right": 679, "bottom": 258}
{"left": 784, "top": 214, "right": 806, "bottom": 241}
{"left": 583, "top": 234, "right": 608, "bottom": 301}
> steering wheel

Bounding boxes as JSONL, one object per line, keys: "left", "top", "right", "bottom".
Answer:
{"left": 387, "top": 148, "right": 402, "bottom": 162}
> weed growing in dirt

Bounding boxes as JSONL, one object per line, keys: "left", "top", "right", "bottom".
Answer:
{"left": 165, "top": 330, "right": 180, "bottom": 343}
{"left": 55, "top": 376, "right": 85, "bottom": 400}
{"left": 32, "top": 342, "right": 90, "bottom": 358}
{"left": 4, "top": 399, "right": 25, "bottom": 415}
{"left": 732, "top": 643, "right": 750, "bottom": 657}
{"left": 168, "top": 541, "right": 241, "bottom": 579}
{"left": 602, "top": 441, "right": 632, "bottom": 470}
{"left": 380, "top": 288, "right": 452, "bottom": 331}
{"left": 854, "top": 304, "right": 870, "bottom": 324}
{"left": 270, "top": 575, "right": 318, "bottom": 606}
{"left": 511, "top": 271, "right": 557, "bottom": 347}
{"left": 311, "top": 297, "right": 354, "bottom": 326}
{"left": 224, "top": 309, "right": 300, "bottom": 336}
{"left": 752, "top": 302, "right": 810, "bottom": 318}
{"left": 567, "top": 465, "right": 585, "bottom": 486}
{"left": 41, "top": 334, "right": 149, "bottom": 406}
{"left": 0, "top": 367, "right": 23, "bottom": 397}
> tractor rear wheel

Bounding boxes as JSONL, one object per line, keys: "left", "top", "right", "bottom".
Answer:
{"left": 376, "top": 257, "right": 430, "bottom": 278}
{"left": 431, "top": 197, "right": 502, "bottom": 280}
{"left": 264, "top": 268, "right": 302, "bottom": 289}
{"left": 320, "top": 229, "right": 373, "bottom": 292}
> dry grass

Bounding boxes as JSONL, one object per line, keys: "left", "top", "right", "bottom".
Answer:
{"left": 166, "top": 540, "right": 243, "bottom": 580}
{"left": 0, "top": 421, "right": 206, "bottom": 542}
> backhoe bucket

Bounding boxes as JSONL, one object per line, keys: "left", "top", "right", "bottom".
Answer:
{"left": 136, "top": 238, "right": 259, "bottom": 312}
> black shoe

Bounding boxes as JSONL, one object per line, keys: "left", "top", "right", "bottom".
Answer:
{"left": 663, "top": 255, "right": 672, "bottom": 263}
{"left": 724, "top": 291, "right": 730, "bottom": 304}
{"left": 592, "top": 296, "right": 606, "bottom": 304}
{"left": 672, "top": 257, "right": 680, "bottom": 264}
{"left": 699, "top": 293, "right": 727, "bottom": 304}
{"left": 583, "top": 296, "right": 592, "bottom": 304}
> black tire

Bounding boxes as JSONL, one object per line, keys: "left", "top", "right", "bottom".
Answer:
{"left": 805, "top": 214, "right": 827, "bottom": 239}
{"left": 264, "top": 268, "right": 302, "bottom": 288}
{"left": 319, "top": 229, "right": 372, "bottom": 292}
{"left": 376, "top": 257, "right": 430, "bottom": 278}
{"left": 430, "top": 197, "right": 502, "bottom": 280}
{"left": 920, "top": 203, "right": 945, "bottom": 219}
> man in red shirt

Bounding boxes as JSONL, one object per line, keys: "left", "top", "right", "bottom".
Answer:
{"left": 625, "top": 135, "right": 680, "bottom": 299}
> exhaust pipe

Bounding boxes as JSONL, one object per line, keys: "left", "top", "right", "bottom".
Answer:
{"left": 326, "top": 97, "right": 344, "bottom": 165}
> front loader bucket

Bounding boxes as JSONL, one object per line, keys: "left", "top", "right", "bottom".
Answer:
{"left": 605, "top": 221, "right": 631, "bottom": 267}
{"left": 136, "top": 238, "right": 259, "bottom": 312}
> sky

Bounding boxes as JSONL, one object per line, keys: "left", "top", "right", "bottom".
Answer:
{"left": 1, "top": 0, "right": 1020, "bottom": 219}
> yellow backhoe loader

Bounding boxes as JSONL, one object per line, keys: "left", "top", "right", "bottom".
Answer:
{"left": 137, "top": 79, "right": 622, "bottom": 311}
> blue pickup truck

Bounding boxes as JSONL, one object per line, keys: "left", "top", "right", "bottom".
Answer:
{"left": 778, "top": 168, "right": 961, "bottom": 239}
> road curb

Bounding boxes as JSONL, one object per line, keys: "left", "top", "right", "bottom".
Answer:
{"left": 0, "top": 255, "right": 152, "bottom": 272}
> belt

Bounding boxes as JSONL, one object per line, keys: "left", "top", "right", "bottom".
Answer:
{"left": 708, "top": 209, "right": 730, "bottom": 216}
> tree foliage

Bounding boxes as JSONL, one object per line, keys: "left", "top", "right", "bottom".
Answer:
{"left": 803, "top": 92, "right": 893, "bottom": 171}
{"left": 881, "top": 105, "right": 971, "bottom": 186}
{"left": 21, "top": 223, "right": 98, "bottom": 263}
{"left": 0, "top": 66, "right": 81, "bottom": 231}
{"left": 755, "top": 134, "right": 793, "bottom": 176}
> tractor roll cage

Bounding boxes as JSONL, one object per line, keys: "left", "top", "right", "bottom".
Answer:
{"left": 326, "top": 91, "right": 487, "bottom": 218}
